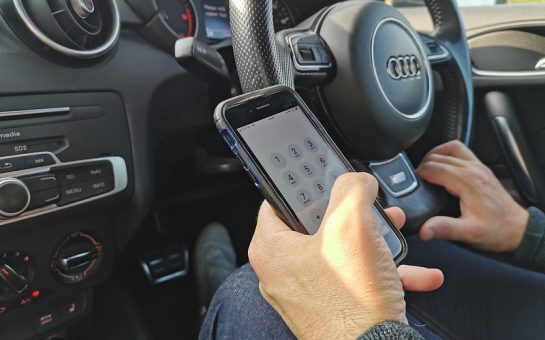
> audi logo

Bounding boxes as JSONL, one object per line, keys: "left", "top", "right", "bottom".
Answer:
{"left": 386, "top": 55, "right": 421, "bottom": 80}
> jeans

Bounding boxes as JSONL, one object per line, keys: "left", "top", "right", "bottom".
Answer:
{"left": 199, "top": 236, "right": 545, "bottom": 339}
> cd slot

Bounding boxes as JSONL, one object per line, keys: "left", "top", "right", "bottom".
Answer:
{"left": 0, "top": 107, "right": 70, "bottom": 121}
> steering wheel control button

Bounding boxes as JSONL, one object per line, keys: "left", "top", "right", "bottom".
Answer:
{"left": 369, "top": 154, "right": 418, "bottom": 197}
{"left": 289, "top": 33, "right": 333, "bottom": 71}
{"left": 288, "top": 145, "right": 303, "bottom": 160}
{"left": 24, "top": 154, "right": 55, "bottom": 169}
{"left": 284, "top": 171, "right": 299, "bottom": 187}
{"left": 0, "top": 157, "right": 25, "bottom": 174}
{"left": 297, "top": 190, "right": 312, "bottom": 206}
{"left": 270, "top": 153, "right": 287, "bottom": 168}
{"left": 0, "top": 178, "right": 30, "bottom": 217}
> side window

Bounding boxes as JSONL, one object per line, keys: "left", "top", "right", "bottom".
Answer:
{"left": 387, "top": 0, "right": 545, "bottom": 7}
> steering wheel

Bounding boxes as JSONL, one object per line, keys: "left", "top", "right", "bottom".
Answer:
{"left": 229, "top": 0, "right": 473, "bottom": 234}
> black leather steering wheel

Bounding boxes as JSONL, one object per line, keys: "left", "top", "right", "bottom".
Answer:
{"left": 229, "top": 0, "right": 473, "bottom": 234}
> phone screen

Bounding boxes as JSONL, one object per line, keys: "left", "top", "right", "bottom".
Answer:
{"left": 231, "top": 99, "right": 403, "bottom": 259}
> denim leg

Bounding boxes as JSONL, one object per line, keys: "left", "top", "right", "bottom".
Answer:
{"left": 199, "top": 263, "right": 441, "bottom": 339}
{"left": 198, "top": 263, "right": 296, "bottom": 340}
{"left": 404, "top": 236, "right": 545, "bottom": 340}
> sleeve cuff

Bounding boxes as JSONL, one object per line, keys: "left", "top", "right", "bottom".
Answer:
{"left": 514, "top": 207, "right": 545, "bottom": 268}
{"left": 357, "top": 321, "right": 423, "bottom": 340}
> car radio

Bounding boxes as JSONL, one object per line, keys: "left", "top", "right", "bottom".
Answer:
{"left": 0, "top": 152, "right": 128, "bottom": 225}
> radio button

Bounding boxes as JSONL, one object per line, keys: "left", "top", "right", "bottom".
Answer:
{"left": 24, "top": 154, "right": 55, "bottom": 168}
{"left": 58, "top": 177, "right": 114, "bottom": 206}
{"left": 21, "top": 175, "right": 58, "bottom": 192}
{"left": 56, "top": 162, "right": 113, "bottom": 184}
{"left": 58, "top": 183, "right": 85, "bottom": 206}
{"left": 80, "top": 162, "right": 113, "bottom": 180}
{"left": 87, "top": 177, "right": 114, "bottom": 196}
{"left": 0, "top": 157, "right": 25, "bottom": 174}
{"left": 28, "top": 188, "right": 60, "bottom": 210}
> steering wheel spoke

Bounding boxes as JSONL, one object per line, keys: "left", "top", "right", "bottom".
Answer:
{"left": 369, "top": 153, "right": 419, "bottom": 198}
{"left": 353, "top": 153, "right": 448, "bottom": 234}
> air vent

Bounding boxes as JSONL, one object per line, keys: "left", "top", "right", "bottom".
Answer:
{"left": 12, "top": 0, "right": 120, "bottom": 58}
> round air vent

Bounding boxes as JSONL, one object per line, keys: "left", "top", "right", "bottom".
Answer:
{"left": 12, "top": 0, "right": 120, "bottom": 58}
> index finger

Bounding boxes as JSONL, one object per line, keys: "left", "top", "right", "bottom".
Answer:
{"left": 423, "top": 140, "right": 476, "bottom": 162}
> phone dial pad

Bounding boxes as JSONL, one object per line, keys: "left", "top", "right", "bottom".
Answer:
{"left": 271, "top": 137, "right": 345, "bottom": 232}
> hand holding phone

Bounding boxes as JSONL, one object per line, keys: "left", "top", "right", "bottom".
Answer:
{"left": 215, "top": 86, "right": 407, "bottom": 263}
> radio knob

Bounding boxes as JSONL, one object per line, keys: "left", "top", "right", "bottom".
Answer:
{"left": 0, "top": 178, "right": 30, "bottom": 217}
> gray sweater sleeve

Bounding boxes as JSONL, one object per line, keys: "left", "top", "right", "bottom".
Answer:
{"left": 515, "top": 207, "right": 545, "bottom": 268}
{"left": 357, "top": 322, "right": 424, "bottom": 340}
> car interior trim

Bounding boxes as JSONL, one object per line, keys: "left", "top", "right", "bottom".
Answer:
{"left": 0, "top": 107, "right": 71, "bottom": 119}
{"left": 472, "top": 67, "right": 545, "bottom": 78}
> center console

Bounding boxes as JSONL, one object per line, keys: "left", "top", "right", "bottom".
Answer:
{"left": 0, "top": 92, "right": 133, "bottom": 339}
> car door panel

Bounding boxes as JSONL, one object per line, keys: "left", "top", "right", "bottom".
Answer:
{"left": 402, "top": 4, "right": 545, "bottom": 210}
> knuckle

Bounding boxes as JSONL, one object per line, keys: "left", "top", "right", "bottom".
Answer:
{"left": 418, "top": 161, "right": 432, "bottom": 174}
{"left": 427, "top": 153, "right": 441, "bottom": 162}
{"left": 467, "top": 168, "right": 490, "bottom": 187}
{"left": 336, "top": 172, "right": 378, "bottom": 192}
{"left": 448, "top": 140, "right": 465, "bottom": 151}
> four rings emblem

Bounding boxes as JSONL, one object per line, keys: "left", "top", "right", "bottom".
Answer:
{"left": 386, "top": 55, "right": 421, "bottom": 80}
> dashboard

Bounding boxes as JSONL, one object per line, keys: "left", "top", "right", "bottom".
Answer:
{"left": 155, "top": 0, "right": 296, "bottom": 40}
{"left": 0, "top": 0, "right": 330, "bottom": 337}
{"left": 124, "top": 0, "right": 332, "bottom": 52}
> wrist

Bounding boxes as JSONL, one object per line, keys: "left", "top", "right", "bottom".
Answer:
{"left": 298, "top": 305, "right": 407, "bottom": 340}
{"left": 505, "top": 205, "right": 529, "bottom": 252}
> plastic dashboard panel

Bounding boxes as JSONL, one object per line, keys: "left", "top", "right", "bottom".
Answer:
{"left": 0, "top": 0, "right": 213, "bottom": 334}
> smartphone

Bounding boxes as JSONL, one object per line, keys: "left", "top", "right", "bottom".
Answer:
{"left": 214, "top": 85, "right": 407, "bottom": 264}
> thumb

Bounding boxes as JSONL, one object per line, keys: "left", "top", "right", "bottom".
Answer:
{"left": 320, "top": 173, "right": 378, "bottom": 238}
{"left": 419, "top": 216, "right": 467, "bottom": 242}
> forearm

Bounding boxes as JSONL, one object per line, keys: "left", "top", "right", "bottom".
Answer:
{"left": 357, "top": 322, "right": 424, "bottom": 340}
{"left": 515, "top": 207, "right": 545, "bottom": 269}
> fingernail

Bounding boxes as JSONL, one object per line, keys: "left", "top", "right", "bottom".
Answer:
{"left": 420, "top": 227, "right": 434, "bottom": 241}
